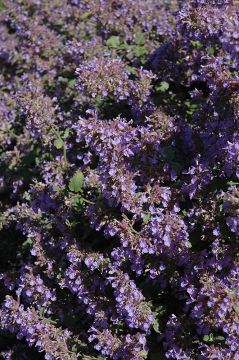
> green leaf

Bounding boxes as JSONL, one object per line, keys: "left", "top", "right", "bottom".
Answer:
{"left": 71, "top": 344, "right": 78, "bottom": 353}
{"left": 80, "top": 11, "right": 90, "bottom": 20}
{"left": 39, "top": 307, "right": 45, "bottom": 318}
{"left": 227, "top": 181, "right": 239, "bottom": 186}
{"left": 0, "top": 1, "right": 5, "bottom": 11}
{"left": 22, "top": 238, "right": 33, "bottom": 249}
{"left": 23, "top": 191, "right": 31, "bottom": 201}
{"left": 185, "top": 100, "right": 198, "bottom": 115}
{"left": 56, "top": 273, "right": 62, "bottom": 280}
{"left": 152, "top": 319, "right": 160, "bottom": 333}
{"left": 234, "top": 306, "right": 239, "bottom": 313}
{"left": 94, "top": 95, "right": 104, "bottom": 107}
{"left": 203, "top": 334, "right": 214, "bottom": 343}
{"left": 68, "top": 79, "right": 76, "bottom": 89}
{"left": 62, "top": 128, "right": 70, "bottom": 139}
{"left": 133, "top": 45, "right": 146, "bottom": 58}
{"left": 143, "top": 212, "right": 151, "bottom": 224}
{"left": 118, "top": 42, "right": 128, "bottom": 50}
{"left": 190, "top": 40, "right": 203, "bottom": 49}
{"left": 135, "top": 32, "right": 145, "bottom": 45}
{"left": 72, "top": 195, "right": 85, "bottom": 212}
{"left": 154, "top": 305, "right": 166, "bottom": 316}
{"left": 106, "top": 36, "right": 121, "bottom": 48}
{"left": 69, "top": 171, "right": 84, "bottom": 193}
{"left": 54, "top": 138, "right": 64, "bottom": 149}
{"left": 156, "top": 81, "right": 169, "bottom": 92}
{"left": 126, "top": 65, "right": 136, "bottom": 75}
{"left": 214, "top": 336, "right": 225, "bottom": 342}
{"left": 208, "top": 47, "right": 215, "bottom": 56}
{"left": 42, "top": 317, "right": 57, "bottom": 325}
{"left": 138, "top": 350, "right": 148, "bottom": 358}
{"left": 52, "top": 185, "right": 60, "bottom": 192}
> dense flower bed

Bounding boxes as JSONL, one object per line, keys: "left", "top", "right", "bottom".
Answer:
{"left": 0, "top": 0, "right": 238, "bottom": 359}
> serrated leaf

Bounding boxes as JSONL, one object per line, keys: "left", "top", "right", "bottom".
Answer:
{"left": 72, "top": 195, "right": 85, "bottom": 213}
{"left": 68, "top": 79, "right": 76, "bottom": 89}
{"left": 106, "top": 36, "right": 121, "bottom": 48}
{"left": 135, "top": 32, "right": 145, "bottom": 45}
{"left": 156, "top": 81, "right": 169, "bottom": 92}
{"left": 62, "top": 128, "right": 70, "bottom": 139}
{"left": 69, "top": 171, "right": 84, "bottom": 193}
{"left": 54, "top": 138, "right": 64, "bottom": 149}
{"left": 72, "top": 195, "right": 84, "bottom": 206}
{"left": 133, "top": 45, "right": 146, "bottom": 58}
{"left": 80, "top": 11, "right": 90, "bottom": 20}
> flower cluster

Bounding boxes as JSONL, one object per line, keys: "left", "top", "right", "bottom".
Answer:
{"left": 0, "top": 0, "right": 239, "bottom": 359}
{"left": 0, "top": 296, "right": 76, "bottom": 360}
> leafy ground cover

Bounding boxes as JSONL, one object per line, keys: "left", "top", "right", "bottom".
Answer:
{"left": 0, "top": 0, "right": 238, "bottom": 359}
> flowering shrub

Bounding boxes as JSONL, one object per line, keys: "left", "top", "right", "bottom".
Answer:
{"left": 0, "top": 0, "right": 239, "bottom": 359}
